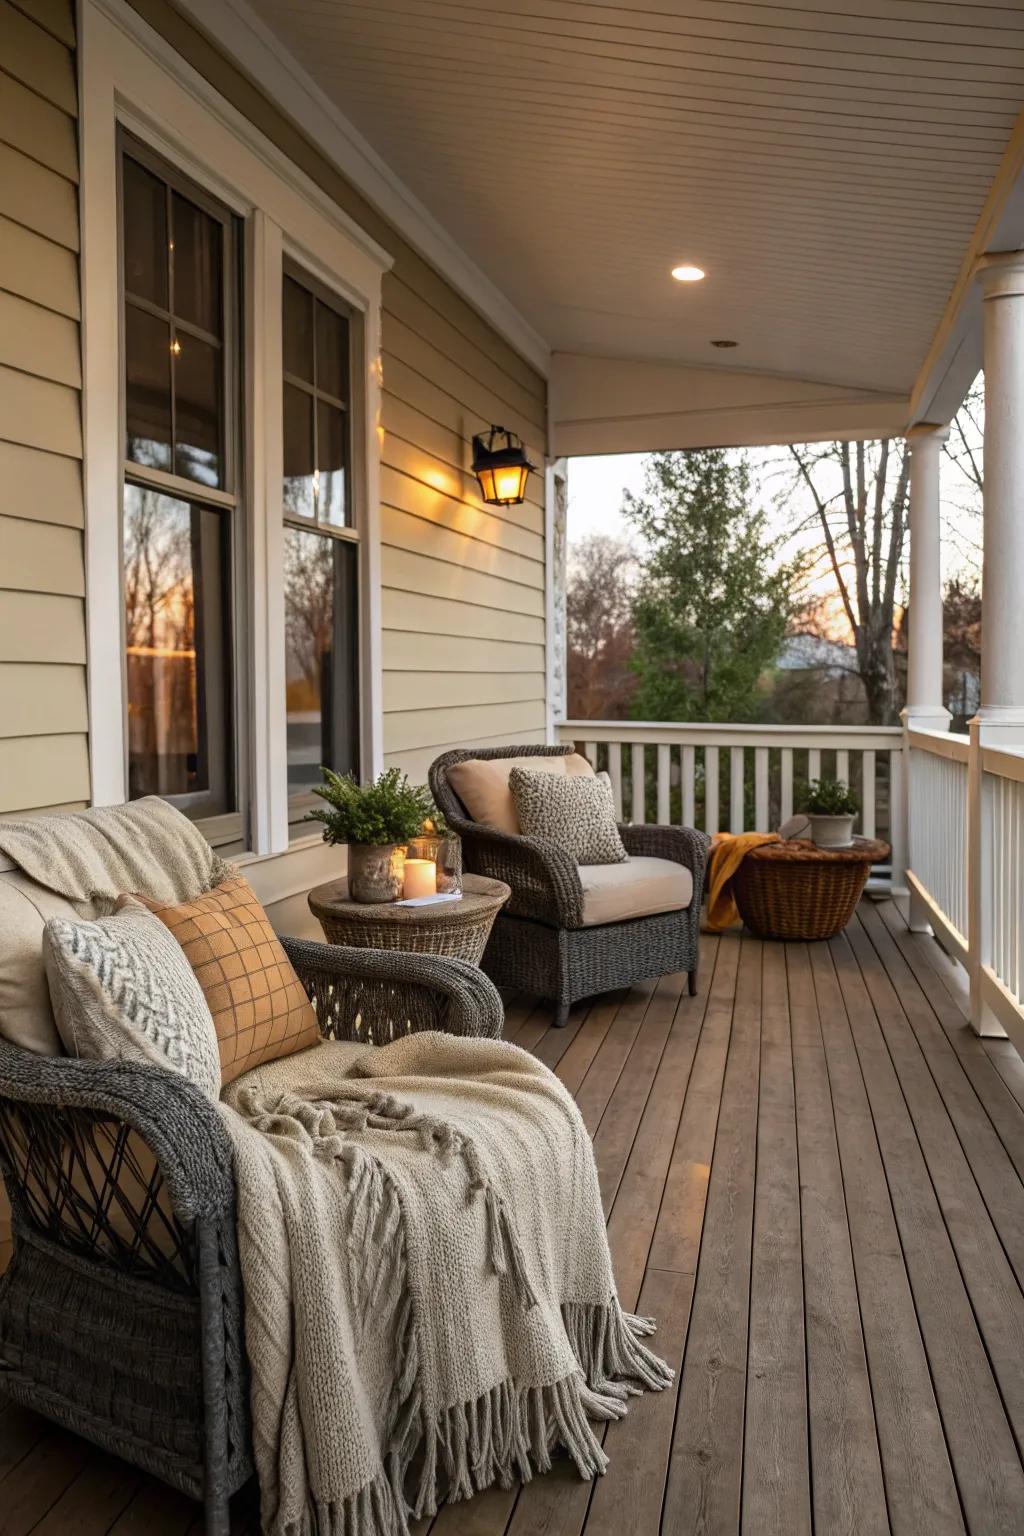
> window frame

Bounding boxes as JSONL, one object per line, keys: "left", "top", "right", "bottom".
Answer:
{"left": 81, "top": 0, "right": 391, "bottom": 871}
{"left": 116, "top": 130, "right": 248, "bottom": 840}
{"left": 280, "top": 260, "right": 363, "bottom": 825}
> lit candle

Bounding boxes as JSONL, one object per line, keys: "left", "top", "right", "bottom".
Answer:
{"left": 403, "top": 859, "right": 436, "bottom": 899}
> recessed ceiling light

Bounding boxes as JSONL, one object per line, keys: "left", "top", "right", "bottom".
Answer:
{"left": 711, "top": 339, "right": 738, "bottom": 348}
{"left": 671, "top": 264, "right": 705, "bottom": 282}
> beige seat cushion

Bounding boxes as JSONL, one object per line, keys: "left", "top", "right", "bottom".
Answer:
{"left": 448, "top": 753, "right": 593, "bottom": 835}
{"left": 578, "top": 856, "right": 693, "bottom": 927}
{"left": 0, "top": 869, "right": 101, "bottom": 1055}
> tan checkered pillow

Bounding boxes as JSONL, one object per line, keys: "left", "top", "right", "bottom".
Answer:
{"left": 136, "top": 876, "right": 320, "bottom": 1086}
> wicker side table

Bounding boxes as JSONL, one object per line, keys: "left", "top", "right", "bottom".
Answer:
{"left": 732, "top": 837, "right": 890, "bottom": 941}
{"left": 308, "top": 873, "right": 510, "bottom": 965}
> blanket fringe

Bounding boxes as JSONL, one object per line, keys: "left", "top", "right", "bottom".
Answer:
{"left": 247, "top": 1082, "right": 673, "bottom": 1536}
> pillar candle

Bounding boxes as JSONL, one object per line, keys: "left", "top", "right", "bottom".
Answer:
{"left": 403, "top": 859, "right": 437, "bottom": 899}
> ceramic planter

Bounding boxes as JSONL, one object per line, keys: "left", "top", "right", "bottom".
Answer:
{"left": 347, "top": 842, "right": 405, "bottom": 902}
{"left": 808, "top": 813, "right": 855, "bottom": 850}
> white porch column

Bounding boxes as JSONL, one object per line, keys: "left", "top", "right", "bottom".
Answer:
{"left": 968, "top": 252, "right": 1024, "bottom": 1035}
{"left": 900, "top": 423, "right": 950, "bottom": 930}
{"left": 902, "top": 424, "right": 951, "bottom": 730}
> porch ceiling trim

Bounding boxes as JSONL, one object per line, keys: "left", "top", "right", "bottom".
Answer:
{"left": 909, "top": 108, "right": 1024, "bottom": 426}
{"left": 550, "top": 353, "right": 908, "bottom": 457}
{"left": 166, "top": 0, "right": 552, "bottom": 378}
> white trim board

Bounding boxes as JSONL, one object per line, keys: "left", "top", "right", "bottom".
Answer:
{"left": 165, "top": 0, "right": 551, "bottom": 380}
{"left": 550, "top": 352, "right": 909, "bottom": 457}
{"left": 79, "top": 0, "right": 389, "bottom": 873}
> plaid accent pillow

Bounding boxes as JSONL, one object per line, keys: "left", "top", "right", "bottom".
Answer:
{"left": 509, "top": 767, "right": 629, "bottom": 866}
{"left": 137, "top": 876, "right": 320, "bottom": 1086}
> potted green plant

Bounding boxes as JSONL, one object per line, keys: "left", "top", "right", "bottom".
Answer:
{"left": 306, "top": 767, "right": 433, "bottom": 902}
{"left": 802, "top": 776, "right": 860, "bottom": 850}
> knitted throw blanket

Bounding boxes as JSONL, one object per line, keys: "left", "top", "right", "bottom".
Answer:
{"left": 219, "top": 1032, "right": 672, "bottom": 1536}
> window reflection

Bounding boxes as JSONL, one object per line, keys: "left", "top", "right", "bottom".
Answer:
{"left": 124, "top": 484, "right": 232, "bottom": 811}
{"left": 284, "top": 527, "right": 359, "bottom": 795}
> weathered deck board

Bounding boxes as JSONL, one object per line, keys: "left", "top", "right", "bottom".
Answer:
{"left": 3, "top": 902, "right": 1024, "bottom": 1536}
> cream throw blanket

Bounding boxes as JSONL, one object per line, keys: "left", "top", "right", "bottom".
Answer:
{"left": 0, "top": 796, "right": 232, "bottom": 904}
{"left": 219, "top": 1032, "right": 672, "bottom": 1536}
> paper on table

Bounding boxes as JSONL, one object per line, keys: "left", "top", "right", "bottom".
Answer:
{"left": 394, "top": 891, "right": 464, "bottom": 908}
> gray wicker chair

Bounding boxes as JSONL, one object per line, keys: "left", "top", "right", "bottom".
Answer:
{"left": 0, "top": 939, "right": 503, "bottom": 1533}
{"left": 429, "top": 744, "right": 710, "bottom": 1026}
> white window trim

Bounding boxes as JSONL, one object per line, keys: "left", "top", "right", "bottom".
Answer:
{"left": 79, "top": 0, "right": 392, "bottom": 865}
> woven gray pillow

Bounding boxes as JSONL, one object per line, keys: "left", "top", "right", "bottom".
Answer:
{"left": 42, "top": 904, "right": 221, "bottom": 1101}
{"left": 509, "top": 767, "right": 629, "bottom": 866}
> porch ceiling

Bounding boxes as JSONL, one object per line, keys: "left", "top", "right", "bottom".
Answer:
{"left": 242, "top": 0, "right": 1024, "bottom": 399}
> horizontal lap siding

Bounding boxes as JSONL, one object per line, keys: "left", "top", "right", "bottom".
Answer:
{"left": 380, "top": 289, "right": 547, "bottom": 777}
{"left": 124, "top": 0, "right": 549, "bottom": 789}
{"left": 0, "top": 0, "right": 88, "bottom": 816}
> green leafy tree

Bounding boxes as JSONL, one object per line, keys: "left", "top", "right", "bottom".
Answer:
{"left": 624, "top": 450, "right": 800, "bottom": 722}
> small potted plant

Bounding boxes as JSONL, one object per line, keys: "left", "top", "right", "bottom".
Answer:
{"left": 307, "top": 767, "right": 433, "bottom": 902}
{"left": 802, "top": 776, "right": 859, "bottom": 850}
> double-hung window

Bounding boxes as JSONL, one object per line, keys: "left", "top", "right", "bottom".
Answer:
{"left": 119, "top": 137, "right": 244, "bottom": 836}
{"left": 281, "top": 266, "right": 361, "bottom": 814}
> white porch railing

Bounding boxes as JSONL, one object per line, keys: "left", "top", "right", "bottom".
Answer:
{"left": 906, "top": 729, "right": 970, "bottom": 962}
{"left": 556, "top": 721, "right": 905, "bottom": 888}
{"left": 871, "top": 726, "right": 1024, "bottom": 1049}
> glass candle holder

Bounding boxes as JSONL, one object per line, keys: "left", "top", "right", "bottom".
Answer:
{"left": 406, "top": 831, "right": 462, "bottom": 895}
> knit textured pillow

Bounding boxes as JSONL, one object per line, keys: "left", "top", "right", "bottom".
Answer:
{"left": 508, "top": 767, "right": 629, "bottom": 866}
{"left": 137, "top": 876, "right": 321, "bottom": 1086}
{"left": 42, "top": 905, "right": 222, "bottom": 1101}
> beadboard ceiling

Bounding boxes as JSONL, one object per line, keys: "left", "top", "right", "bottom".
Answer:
{"left": 245, "top": 0, "right": 1024, "bottom": 396}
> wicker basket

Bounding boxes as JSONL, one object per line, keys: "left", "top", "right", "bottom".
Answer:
{"left": 732, "top": 837, "right": 889, "bottom": 942}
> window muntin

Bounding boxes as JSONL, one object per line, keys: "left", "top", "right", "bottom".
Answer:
{"left": 282, "top": 267, "right": 360, "bottom": 810}
{"left": 123, "top": 151, "right": 229, "bottom": 490}
{"left": 119, "top": 138, "right": 243, "bottom": 830}
{"left": 282, "top": 272, "right": 351, "bottom": 530}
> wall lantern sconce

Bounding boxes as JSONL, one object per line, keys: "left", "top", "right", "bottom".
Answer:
{"left": 472, "top": 425, "right": 535, "bottom": 507}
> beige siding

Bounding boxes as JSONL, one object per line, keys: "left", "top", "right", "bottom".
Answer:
{"left": 0, "top": 0, "right": 86, "bottom": 816}
{"left": 126, "top": 0, "right": 549, "bottom": 777}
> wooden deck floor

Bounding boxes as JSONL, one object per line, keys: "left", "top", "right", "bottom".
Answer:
{"left": 3, "top": 899, "right": 1024, "bottom": 1535}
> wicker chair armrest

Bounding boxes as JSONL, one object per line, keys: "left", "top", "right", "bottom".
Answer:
{"left": 619, "top": 823, "right": 712, "bottom": 905}
{"left": 0, "top": 1039, "right": 234, "bottom": 1226}
{"left": 281, "top": 937, "right": 504, "bottom": 1040}
{"left": 447, "top": 819, "right": 585, "bottom": 928}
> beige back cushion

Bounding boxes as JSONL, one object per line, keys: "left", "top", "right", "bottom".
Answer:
{"left": 0, "top": 869, "right": 101, "bottom": 1055}
{"left": 447, "top": 752, "right": 594, "bottom": 835}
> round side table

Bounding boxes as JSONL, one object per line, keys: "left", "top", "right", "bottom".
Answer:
{"left": 308, "top": 873, "right": 510, "bottom": 965}
{"left": 732, "top": 836, "right": 890, "bottom": 941}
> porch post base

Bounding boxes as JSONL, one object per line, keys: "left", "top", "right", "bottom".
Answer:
{"left": 901, "top": 705, "right": 952, "bottom": 733}
{"left": 968, "top": 997, "right": 1008, "bottom": 1040}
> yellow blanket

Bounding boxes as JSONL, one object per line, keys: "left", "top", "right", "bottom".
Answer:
{"left": 705, "top": 831, "right": 780, "bottom": 931}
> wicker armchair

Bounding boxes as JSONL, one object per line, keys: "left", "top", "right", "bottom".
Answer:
{"left": 429, "top": 744, "right": 710, "bottom": 1026}
{"left": 0, "top": 939, "right": 503, "bottom": 1533}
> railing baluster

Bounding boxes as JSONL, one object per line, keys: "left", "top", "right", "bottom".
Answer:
{"left": 862, "top": 750, "right": 876, "bottom": 838}
{"left": 730, "top": 747, "right": 745, "bottom": 834}
{"left": 705, "top": 746, "right": 719, "bottom": 835}
{"left": 657, "top": 743, "right": 671, "bottom": 825}
{"left": 780, "top": 749, "right": 793, "bottom": 824}
{"left": 557, "top": 723, "right": 906, "bottom": 894}
{"left": 608, "top": 742, "right": 623, "bottom": 819}
{"left": 755, "top": 748, "right": 769, "bottom": 831}
{"left": 682, "top": 745, "right": 696, "bottom": 829}
{"left": 632, "top": 743, "right": 646, "bottom": 824}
